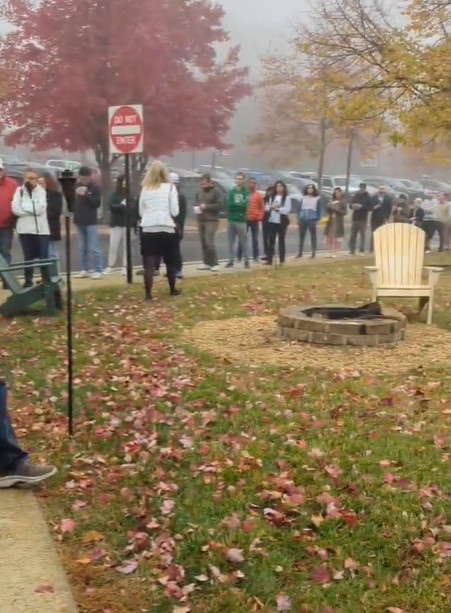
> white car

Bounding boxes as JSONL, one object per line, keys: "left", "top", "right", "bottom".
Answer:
{"left": 45, "top": 159, "right": 82, "bottom": 172}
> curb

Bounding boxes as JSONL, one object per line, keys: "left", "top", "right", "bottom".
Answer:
{"left": 0, "top": 490, "right": 78, "bottom": 613}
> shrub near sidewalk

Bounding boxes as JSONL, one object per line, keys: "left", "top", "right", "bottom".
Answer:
{"left": 3, "top": 263, "right": 451, "bottom": 613}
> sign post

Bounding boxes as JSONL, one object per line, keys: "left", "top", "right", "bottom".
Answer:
{"left": 108, "top": 104, "right": 144, "bottom": 284}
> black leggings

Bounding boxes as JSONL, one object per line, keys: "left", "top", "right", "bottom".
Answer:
{"left": 298, "top": 220, "right": 317, "bottom": 255}
{"left": 267, "top": 223, "right": 287, "bottom": 264}
{"left": 141, "top": 232, "right": 177, "bottom": 297}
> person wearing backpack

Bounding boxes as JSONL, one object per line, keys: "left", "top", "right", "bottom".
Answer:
{"left": 12, "top": 168, "right": 49, "bottom": 288}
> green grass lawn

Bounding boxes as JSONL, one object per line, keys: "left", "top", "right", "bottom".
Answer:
{"left": 2, "top": 260, "right": 451, "bottom": 613}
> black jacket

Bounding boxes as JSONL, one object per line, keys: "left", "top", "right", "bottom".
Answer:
{"left": 73, "top": 182, "right": 101, "bottom": 226}
{"left": 351, "top": 191, "right": 372, "bottom": 222}
{"left": 370, "top": 194, "right": 392, "bottom": 227}
{"left": 174, "top": 189, "right": 187, "bottom": 236}
{"left": 46, "top": 190, "right": 63, "bottom": 241}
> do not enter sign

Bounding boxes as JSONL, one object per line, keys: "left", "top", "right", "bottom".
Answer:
{"left": 108, "top": 104, "right": 144, "bottom": 155}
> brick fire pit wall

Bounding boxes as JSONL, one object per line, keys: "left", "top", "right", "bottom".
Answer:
{"left": 278, "top": 305, "right": 407, "bottom": 347}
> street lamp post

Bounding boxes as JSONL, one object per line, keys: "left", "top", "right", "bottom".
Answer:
{"left": 58, "top": 169, "right": 77, "bottom": 437}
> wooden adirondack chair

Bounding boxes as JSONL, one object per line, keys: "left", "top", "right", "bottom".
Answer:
{"left": 0, "top": 254, "right": 63, "bottom": 317}
{"left": 365, "top": 223, "right": 443, "bottom": 325}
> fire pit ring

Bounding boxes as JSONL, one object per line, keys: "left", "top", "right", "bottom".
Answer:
{"left": 278, "top": 303, "right": 407, "bottom": 347}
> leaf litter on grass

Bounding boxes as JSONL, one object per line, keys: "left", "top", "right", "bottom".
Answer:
{"left": 3, "top": 265, "right": 451, "bottom": 612}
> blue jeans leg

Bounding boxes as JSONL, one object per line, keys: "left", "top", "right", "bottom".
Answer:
{"left": 0, "top": 381, "right": 27, "bottom": 473}
{"left": 76, "top": 225, "right": 89, "bottom": 271}
{"left": 227, "top": 223, "right": 237, "bottom": 262}
{"left": 48, "top": 241, "right": 59, "bottom": 261}
{"left": 86, "top": 226, "right": 103, "bottom": 273}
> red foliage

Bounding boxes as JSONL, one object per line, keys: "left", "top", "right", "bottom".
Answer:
{"left": 0, "top": 0, "right": 250, "bottom": 165}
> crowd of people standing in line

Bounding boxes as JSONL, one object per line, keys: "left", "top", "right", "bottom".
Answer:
{"left": 1, "top": 159, "right": 451, "bottom": 300}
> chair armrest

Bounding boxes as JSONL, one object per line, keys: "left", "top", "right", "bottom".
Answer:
{"left": 0, "top": 258, "right": 58, "bottom": 272}
{"left": 424, "top": 266, "right": 444, "bottom": 287}
{"left": 423, "top": 266, "right": 444, "bottom": 273}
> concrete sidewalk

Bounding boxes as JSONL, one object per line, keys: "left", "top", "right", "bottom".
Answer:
{"left": 0, "top": 490, "right": 78, "bottom": 613}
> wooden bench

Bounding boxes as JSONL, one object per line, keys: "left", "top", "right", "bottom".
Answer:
{"left": 0, "top": 254, "right": 63, "bottom": 317}
{"left": 365, "top": 223, "right": 443, "bottom": 325}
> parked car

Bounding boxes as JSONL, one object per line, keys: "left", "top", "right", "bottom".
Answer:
{"left": 365, "top": 175, "right": 425, "bottom": 202}
{"left": 289, "top": 171, "right": 317, "bottom": 181}
{"left": 420, "top": 178, "right": 451, "bottom": 197}
{"left": 45, "top": 159, "right": 82, "bottom": 172}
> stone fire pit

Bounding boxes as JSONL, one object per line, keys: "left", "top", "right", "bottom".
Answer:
{"left": 278, "top": 304, "right": 407, "bottom": 347}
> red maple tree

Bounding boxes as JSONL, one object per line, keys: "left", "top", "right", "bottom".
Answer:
{"left": 0, "top": 0, "right": 250, "bottom": 186}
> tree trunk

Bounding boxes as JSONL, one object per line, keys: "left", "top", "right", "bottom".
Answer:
{"left": 130, "top": 154, "right": 148, "bottom": 197}
{"left": 344, "top": 131, "right": 355, "bottom": 202}
{"left": 316, "top": 117, "right": 327, "bottom": 190}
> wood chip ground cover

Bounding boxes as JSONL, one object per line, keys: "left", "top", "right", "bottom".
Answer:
{"left": 184, "top": 318, "right": 451, "bottom": 375}
{"left": 2, "top": 260, "right": 451, "bottom": 613}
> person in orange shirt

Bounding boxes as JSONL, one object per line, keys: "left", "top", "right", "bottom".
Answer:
{"left": 238, "top": 176, "right": 265, "bottom": 262}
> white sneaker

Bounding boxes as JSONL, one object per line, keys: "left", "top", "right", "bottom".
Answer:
{"left": 74, "top": 270, "right": 89, "bottom": 279}
{"left": 197, "top": 264, "right": 209, "bottom": 270}
{"left": 90, "top": 272, "right": 103, "bottom": 280}
{"left": 104, "top": 267, "right": 113, "bottom": 275}
{"left": 210, "top": 265, "right": 219, "bottom": 272}
{"left": 121, "top": 268, "right": 127, "bottom": 276}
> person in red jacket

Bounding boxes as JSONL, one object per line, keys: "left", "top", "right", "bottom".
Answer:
{"left": 237, "top": 177, "right": 265, "bottom": 262}
{"left": 0, "top": 160, "right": 18, "bottom": 287}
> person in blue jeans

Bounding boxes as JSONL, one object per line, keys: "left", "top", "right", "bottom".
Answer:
{"left": 73, "top": 166, "right": 103, "bottom": 279}
{"left": 297, "top": 183, "right": 321, "bottom": 259}
{"left": 0, "top": 380, "right": 56, "bottom": 488}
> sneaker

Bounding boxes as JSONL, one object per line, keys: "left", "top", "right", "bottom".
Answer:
{"left": 210, "top": 265, "right": 219, "bottom": 273}
{"left": 244, "top": 261, "right": 250, "bottom": 269}
{"left": 346, "top": 252, "right": 354, "bottom": 256}
{"left": 170, "top": 289, "right": 181, "bottom": 297}
{"left": 90, "top": 272, "right": 103, "bottom": 280}
{"left": 104, "top": 267, "right": 113, "bottom": 275}
{"left": 197, "top": 264, "right": 209, "bottom": 271}
{"left": 225, "top": 262, "right": 234, "bottom": 269}
{"left": 359, "top": 252, "right": 366, "bottom": 257}
{"left": 0, "top": 460, "right": 57, "bottom": 489}
{"left": 74, "top": 270, "right": 89, "bottom": 279}
{"left": 121, "top": 268, "right": 127, "bottom": 276}
{"left": 22, "top": 282, "right": 34, "bottom": 289}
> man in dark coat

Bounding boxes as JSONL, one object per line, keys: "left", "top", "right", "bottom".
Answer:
{"left": 370, "top": 185, "right": 392, "bottom": 252}
{"left": 348, "top": 183, "right": 373, "bottom": 255}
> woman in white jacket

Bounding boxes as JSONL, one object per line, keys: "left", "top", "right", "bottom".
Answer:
{"left": 139, "top": 160, "right": 179, "bottom": 300}
{"left": 12, "top": 168, "right": 50, "bottom": 288}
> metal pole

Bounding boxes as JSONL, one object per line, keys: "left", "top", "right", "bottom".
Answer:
{"left": 65, "top": 212, "right": 74, "bottom": 436}
{"left": 125, "top": 153, "right": 133, "bottom": 284}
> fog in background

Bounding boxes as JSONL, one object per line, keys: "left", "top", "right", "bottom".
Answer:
{"left": 0, "top": 1, "right": 436, "bottom": 177}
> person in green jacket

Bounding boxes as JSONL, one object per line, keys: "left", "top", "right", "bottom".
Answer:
{"left": 105, "top": 175, "right": 138, "bottom": 275}
{"left": 226, "top": 172, "right": 250, "bottom": 268}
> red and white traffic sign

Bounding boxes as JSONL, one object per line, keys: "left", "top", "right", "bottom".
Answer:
{"left": 108, "top": 104, "right": 144, "bottom": 155}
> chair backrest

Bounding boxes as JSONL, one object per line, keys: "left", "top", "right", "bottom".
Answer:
{"left": 0, "top": 254, "right": 22, "bottom": 294}
{"left": 373, "top": 223, "right": 425, "bottom": 286}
